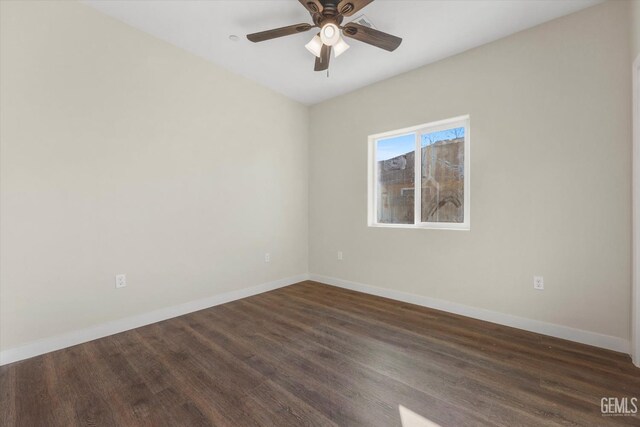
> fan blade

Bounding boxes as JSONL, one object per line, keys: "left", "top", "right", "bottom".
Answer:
{"left": 247, "top": 23, "right": 312, "bottom": 43}
{"left": 337, "top": 0, "right": 374, "bottom": 17}
{"left": 298, "top": 0, "right": 323, "bottom": 14}
{"left": 314, "top": 45, "right": 331, "bottom": 71}
{"left": 342, "top": 23, "right": 401, "bottom": 51}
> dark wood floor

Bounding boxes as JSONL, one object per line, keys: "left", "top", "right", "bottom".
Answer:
{"left": 1, "top": 281, "right": 639, "bottom": 426}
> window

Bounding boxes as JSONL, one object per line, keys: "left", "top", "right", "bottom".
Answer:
{"left": 368, "top": 116, "right": 470, "bottom": 230}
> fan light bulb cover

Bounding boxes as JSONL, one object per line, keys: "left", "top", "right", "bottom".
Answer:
{"left": 305, "top": 34, "right": 323, "bottom": 58}
{"left": 333, "top": 36, "right": 350, "bottom": 58}
{"left": 320, "top": 23, "right": 340, "bottom": 46}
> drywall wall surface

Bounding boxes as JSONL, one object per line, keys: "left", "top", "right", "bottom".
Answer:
{"left": 632, "top": 0, "right": 640, "bottom": 61}
{"left": 0, "top": 1, "right": 309, "bottom": 350}
{"left": 309, "top": 0, "right": 632, "bottom": 340}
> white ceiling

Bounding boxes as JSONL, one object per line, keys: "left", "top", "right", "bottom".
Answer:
{"left": 83, "top": 0, "right": 602, "bottom": 105}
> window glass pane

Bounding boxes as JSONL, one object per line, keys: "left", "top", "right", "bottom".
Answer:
{"left": 420, "top": 127, "right": 464, "bottom": 223}
{"left": 376, "top": 134, "right": 415, "bottom": 224}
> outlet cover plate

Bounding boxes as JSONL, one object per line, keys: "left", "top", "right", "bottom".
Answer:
{"left": 533, "top": 276, "right": 544, "bottom": 290}
{"left": 115, "top": 274, "right": 127, "bottom": 289}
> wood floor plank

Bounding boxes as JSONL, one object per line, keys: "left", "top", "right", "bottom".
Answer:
{"left": 52, "top": 345, "right": 129, "bottom": 426}
{"left": 237, "top": 292, "right": 591, "bottom": 426}
{"left": 41, "top": 355, "right": 77, "bottom": 426}
{"left": 0, "top": 365, "right": 16, "bottom": 426}
{"left": 294, "top": 282, "right": 636, "bottom": 374}
{"left": 290, "top": 282, "right": 635, "bottom": 374}
{"left": 14, "top": 357, "right": 58, "bottom": 426}
{"left": 83, "top": 338, "right": 167, "bottom": 426}
{"left": 0, "top": 281, "right": 638, "bottom": 426}
{"left": 240, "top": 379, "right": 340, "bottom": 427}
{"left": 283, "top": 283, "right": 640, "bottom": 390}
{"left": 193, "top": 306, "right": 396, "bottom": 426}
{"left": 102, "top": 331, "right": 214, "bottom": 427}
{"left": 133, "top": 322, "right": 259, "bottom": 426}
{"left": 219, "top": 300, "right": 512, "bottom": 427}
{"left": 274, "top": 286, "right": 640, "bottom": 425}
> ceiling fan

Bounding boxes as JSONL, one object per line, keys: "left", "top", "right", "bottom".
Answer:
{"left": 246, "top": 0, "right": 402, "bottom": 72}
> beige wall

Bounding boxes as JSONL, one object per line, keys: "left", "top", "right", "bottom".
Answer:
{"left": 309, "top": 0, "right": 632, "bottom": 340}
{"left": 632, "top": 0, "right": 640, "bottom": 60}
{"left": 0, "top": 1, "right": 309, "bottom": 351}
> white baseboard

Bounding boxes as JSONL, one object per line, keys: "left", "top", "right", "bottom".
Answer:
{"left": 2, "top": 272, "right": 630, "bottom": 366}
{"left": 0, "top": 274, "right": 309, "bottom": 366}
{"left": 309, "top": 274, "right": 630, "bottom": 355}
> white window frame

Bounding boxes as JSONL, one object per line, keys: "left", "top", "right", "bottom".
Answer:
{"left": 367, "top": 115, "right": 470, "bottom": 230}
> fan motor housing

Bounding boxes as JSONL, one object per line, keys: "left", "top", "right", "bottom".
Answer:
{"left": 313, "top": 1, "right": 344, "bottom": 27}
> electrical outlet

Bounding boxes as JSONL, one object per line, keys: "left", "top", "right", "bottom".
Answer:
{"left": 533, "top": 276, "right": 544, "bottom": 290}
{"left": 337, "top": 251, "right": 343, "bottom": 261}
{"left": 115, "top": 274, "right": 127, "bottom": 289}
{"left": 264, "top": 253, "right": 270, "bottom": 263}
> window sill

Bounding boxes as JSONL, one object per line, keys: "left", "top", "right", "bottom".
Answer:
{"left": 368, "top": 223, "right": 470, "bottom": 231}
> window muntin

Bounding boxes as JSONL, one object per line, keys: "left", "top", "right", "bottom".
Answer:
{"left": 368, "top": 116, "right": 470, "bottom": 230}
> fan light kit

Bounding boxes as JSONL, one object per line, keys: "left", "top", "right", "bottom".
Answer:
{"left": 320, "top": 23, "right": 340, "bottom": 45}
{"left": 333, "top": 36, "right": 350, "bottom": 57}
{"left": 305, "top": 34, "right": 323, "bottom": 57}
{"left": 247, "top": 0, "right": 402, "bottom": 72}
